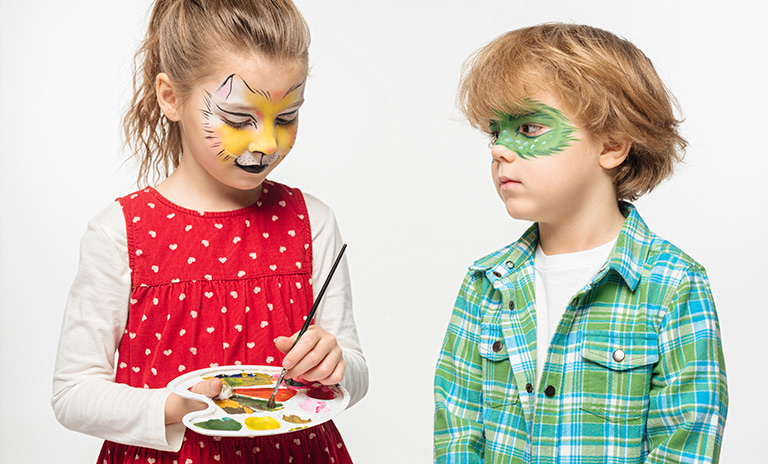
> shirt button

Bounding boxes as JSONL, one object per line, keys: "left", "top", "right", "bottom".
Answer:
{"left": 492, "top": 271, "right": 502, "bottom": 278}
{"left": 544, "top": 385, "right": 556, "bottom": 398}
{"left": 505, "top": 261, "right": 515, "bottom": 269}
{"left": 492, "top": 340, "right": 504, "bottom": 352}
{"left": 525, "top": 383, "right": 534, "bottom": 394}
{"left": 612, "top": 349, "right": 626, "bottom": 362}
{"left": 508, "top": 301, "right": 515, "bottom": 310}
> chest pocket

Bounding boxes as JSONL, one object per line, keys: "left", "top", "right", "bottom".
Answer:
{"left": 478, "top": 321, "right": 517, "bottom": 408}
{"left": 580, "top": 332, "right": 658, "bottom": 422}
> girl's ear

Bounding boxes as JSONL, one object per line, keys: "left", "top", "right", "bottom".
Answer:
{"left": 599, "top": 139, "right": 631, "bottom": 170}
{"left": 156, "top": 73, "right": 181, "bottom": 122}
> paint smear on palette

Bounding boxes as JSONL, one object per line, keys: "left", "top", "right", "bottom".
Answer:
{"left": 307, "top": 385, "right": 336, "bottom": 400}
{"left": 231, "top": 395, "right": 284, "bottom": 412}
{"left": 194, "top": 417, "right": 242, "bottom": 431}
{"left": 245, "top": 416, "right": 281, "bottom": 430}
{"left": 299, "top": 399, "right": 331, "bottom": 414}
{"left": 214, "top": 372, "right": 272, "bottom": 387}
{"left": 233, "top": 388, "right": 297, "bottom": 402}
{"left": 214, "top": 399, "right": 254, "bottom": 414}
{"left": 283, "top": 414, "right": 312, "bottom": 424}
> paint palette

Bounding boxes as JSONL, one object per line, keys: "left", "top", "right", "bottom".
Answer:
{"left": 167, "top": 365, "right": 349, "bottom": 437}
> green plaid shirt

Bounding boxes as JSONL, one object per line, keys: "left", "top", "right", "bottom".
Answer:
{"left": 434, "top": 204, "right": 727, "bottom": 463}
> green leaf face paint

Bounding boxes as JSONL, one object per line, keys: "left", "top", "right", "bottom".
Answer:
{"left": 489, "top": 101, "right": 579, "bottom": 160}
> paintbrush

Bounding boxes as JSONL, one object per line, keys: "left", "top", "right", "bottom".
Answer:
{"left": 265, "top": 244, "right": 348, "bottom": 409}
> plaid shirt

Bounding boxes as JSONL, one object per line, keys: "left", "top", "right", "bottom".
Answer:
{"left": 434, "top": 204, "right": 727, "bottom": 463}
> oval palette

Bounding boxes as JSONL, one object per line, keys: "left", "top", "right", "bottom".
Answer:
{"left": 167, "top": 365, "right": 350, "bottom": 437}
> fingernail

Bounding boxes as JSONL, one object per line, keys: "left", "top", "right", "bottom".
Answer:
{"left": 283, "top": 360, "right": 293, "bottom": 369}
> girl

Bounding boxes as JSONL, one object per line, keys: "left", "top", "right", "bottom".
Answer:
{"left": 52, "top": 0, "right": 368, "bottom": 462}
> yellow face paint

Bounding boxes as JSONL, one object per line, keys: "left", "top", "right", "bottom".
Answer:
{"left": 202, "top": 73, "right": 305, "bottom": 173}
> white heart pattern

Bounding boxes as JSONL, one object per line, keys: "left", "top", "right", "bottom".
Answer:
{"left": 169, "top": 244, "right": 177, "bottom": 250}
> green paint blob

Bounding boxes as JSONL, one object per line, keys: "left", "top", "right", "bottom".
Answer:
{"left": 194, "top": 417, "right": 242, "bottom": 431}
{"left": 231, "top": 394, "right": 284, "bottom": 411}
{"left": 489, "top": 101, "right": 579, "bottom": 160}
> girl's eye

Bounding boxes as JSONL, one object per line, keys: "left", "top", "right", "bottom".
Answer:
{"left": 490, "top": 130, "right": 500, "bottom": 143}
{"left": 520, "top": 123, "right": 547, "bottom": 137}
{"left": 276, "top": 111, "right": 298, "bottom": 125}
{"left": 222, "top": 118, "right": 253, "bottom": 130}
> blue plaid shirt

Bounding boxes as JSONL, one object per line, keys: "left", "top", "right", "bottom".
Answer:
{"left": 434, "top": 204, "right": 727, "bottom": 463}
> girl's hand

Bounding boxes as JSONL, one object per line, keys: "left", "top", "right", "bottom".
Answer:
{"left": 164, "top": 377, "right": 222, "bottom": 425}
{"left": 275, "top": 325, "right": 345, "bottom": 385}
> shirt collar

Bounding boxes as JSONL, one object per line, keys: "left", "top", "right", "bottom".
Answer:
{"left": 469, "top": 202, "right": 653, "bottom": 291}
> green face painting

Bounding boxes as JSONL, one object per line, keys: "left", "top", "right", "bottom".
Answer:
{"left": 489, "top": 101, "right": 579, "bottom": 159}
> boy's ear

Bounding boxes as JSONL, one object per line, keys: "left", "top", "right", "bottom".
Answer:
{"left": 599, "top": 139, "right": 631, "bottom": 170}
{"left": 156, "top": 73, "right": 181, "bottom": 122}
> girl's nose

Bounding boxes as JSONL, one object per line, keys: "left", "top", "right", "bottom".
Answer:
{"left": 248, "top": 129, "right": 277, "bottom": 155}
{"left": 491, "top": 143, "right": 518, "bottom": 163}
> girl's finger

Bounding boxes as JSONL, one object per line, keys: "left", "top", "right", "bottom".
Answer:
{"left": 282, "top": 328, "right": 322, "bottom": 370}
{"left": 300, "top": 352, "right": 345, "bottom": 384}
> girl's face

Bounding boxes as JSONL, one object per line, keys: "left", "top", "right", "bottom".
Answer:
{"left": 175, "top": 54, "right": 306, "bottom": 192}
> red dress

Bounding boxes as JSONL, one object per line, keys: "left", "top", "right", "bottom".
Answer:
{"left": 98, "top": 181, "right": 353, "bottom": 463}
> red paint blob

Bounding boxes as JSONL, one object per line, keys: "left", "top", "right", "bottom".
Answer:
{"left": 307, "top": 385, "right": 336, "bottom": 400}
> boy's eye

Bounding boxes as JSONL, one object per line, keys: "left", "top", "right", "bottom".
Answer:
{"left": 520, "top": 123, "right": 547, "bottom": 137}
{"left": 222, "top": 118, "right": 253, "bottom": 130}
{"left": 490, "top": 130, "right": 500, "bottom": 142}
{"left": 276, "top": 111, "right": 298, "bottom": 125}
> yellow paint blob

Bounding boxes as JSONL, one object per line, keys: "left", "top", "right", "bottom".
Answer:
{"left": 244, "top": 416, "right": 281, "bottom": 431}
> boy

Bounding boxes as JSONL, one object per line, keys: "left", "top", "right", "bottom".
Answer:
{"left": 433, "top": 24, "right": 727, "bottom": 463}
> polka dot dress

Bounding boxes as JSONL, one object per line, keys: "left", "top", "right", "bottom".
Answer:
{"left": 98, "top": 181, "right": 353, "bottom": 464}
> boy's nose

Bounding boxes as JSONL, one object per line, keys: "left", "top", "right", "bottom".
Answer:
{"left": 491, "top": 143, "right": 518, "bottom": 163}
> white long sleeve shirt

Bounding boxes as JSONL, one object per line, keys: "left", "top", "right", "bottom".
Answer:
{"left": 52, "top": 191, "right": 368, "bottom": 451}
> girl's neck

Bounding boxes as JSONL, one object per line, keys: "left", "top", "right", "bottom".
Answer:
{"left": 155, "top": 169, "right": 264, "bottom": 213}
{"left": 537, "top": 201, "right": 625, "bottom": 255}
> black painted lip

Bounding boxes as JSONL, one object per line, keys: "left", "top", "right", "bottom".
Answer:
{"left": 235, "top": 164, "right": 268, "bottom": 174}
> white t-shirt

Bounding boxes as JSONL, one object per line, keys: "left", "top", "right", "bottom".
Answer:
{"left": 52, "top": 191, "right": 368, "bottom": 452}
{"left": 533, "top": 239, "right": 615, "bottom": 384}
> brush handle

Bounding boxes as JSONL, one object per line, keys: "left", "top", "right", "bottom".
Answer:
{"left": 266, "top": 244, "right": 347, "bottom": 407}
{"left": 291, "top": 243, "right": 347, "bottom": 347}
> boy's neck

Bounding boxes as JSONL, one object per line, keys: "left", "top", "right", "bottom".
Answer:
{"left": 537, "top": 201, "right": 625, "bottom": 255}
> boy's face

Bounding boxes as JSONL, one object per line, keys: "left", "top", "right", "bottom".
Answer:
{"left": 489, "top": 92, "right": 611, "bottom": 226}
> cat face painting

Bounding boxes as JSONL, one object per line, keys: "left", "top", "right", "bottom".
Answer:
{"left": 203, "top": 72, "right": 305, "bottom": 173}
{"left": 175, "top": 56, "right": 306, "bottom": 191}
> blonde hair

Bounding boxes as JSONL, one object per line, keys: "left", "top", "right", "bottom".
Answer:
{"left": 458, "top": 23, "right": 686, "bottom": 201}
{"left": 124, "top": 0, "right": 311, "bottom": 186}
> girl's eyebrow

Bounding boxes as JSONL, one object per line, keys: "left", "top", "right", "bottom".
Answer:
{"left": 215, "top": 104, "right": 257, "bottom": 123}
{"left": 215, "top": 99, "right": 305, "bottom": 115}
{"left": 239, "top": 76, "right": 305, "bottom": 101}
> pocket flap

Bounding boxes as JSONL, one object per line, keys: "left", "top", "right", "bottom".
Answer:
{"left": 581, "top": 332, "right": 659, "bottom": 371}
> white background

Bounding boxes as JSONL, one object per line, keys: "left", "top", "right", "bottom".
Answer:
{"left": 1, "top": 0, "right": 766, "bottom": 462}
